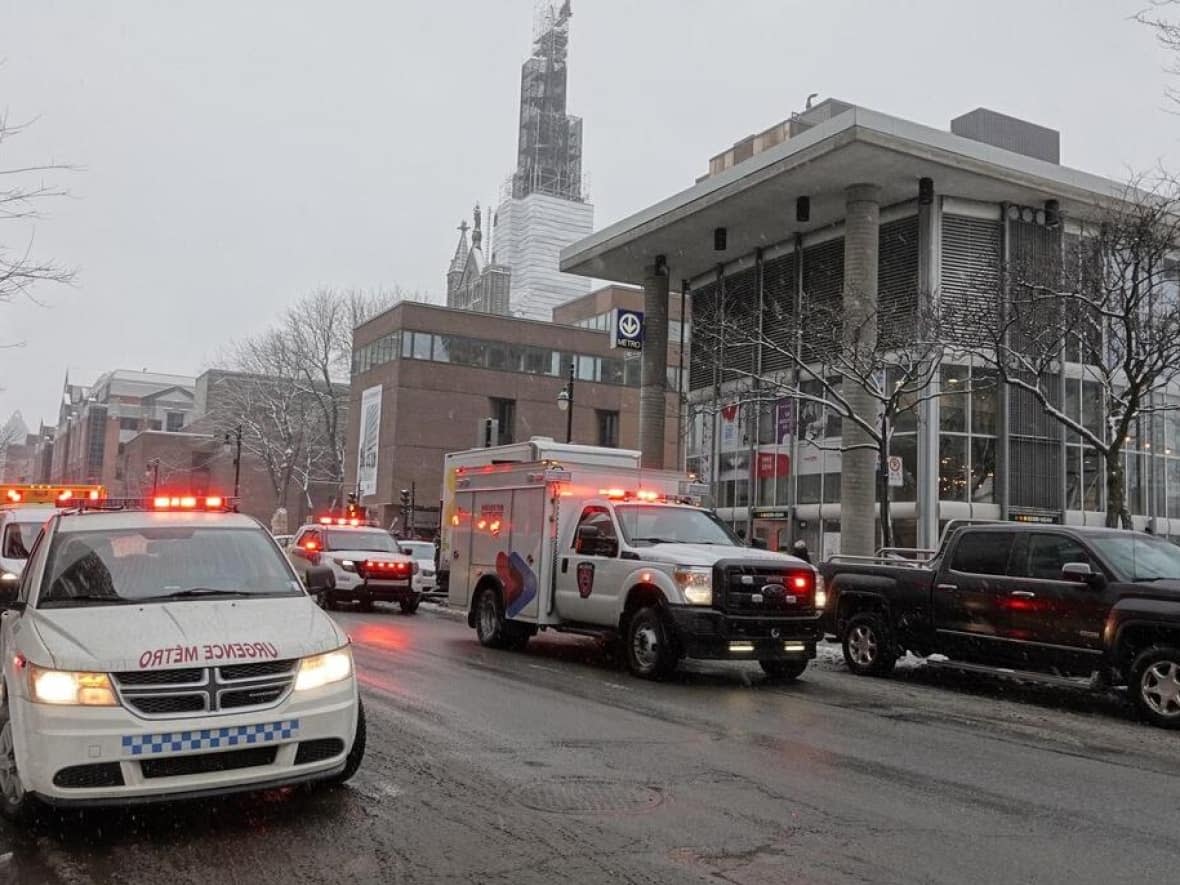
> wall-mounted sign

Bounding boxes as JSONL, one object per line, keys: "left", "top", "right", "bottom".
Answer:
{"left": 610, "top": 308, "right": 645, "bottom": 351}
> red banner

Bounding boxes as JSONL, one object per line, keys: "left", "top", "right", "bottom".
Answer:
{"left": 757, "top": 452, "right": 790, "bottom": 479}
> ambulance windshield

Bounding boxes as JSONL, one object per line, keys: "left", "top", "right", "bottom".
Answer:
{"left": 39, "top": 526, "right": 302, "bottom": 607}
{"left": 615, "top": 506, "right": 741, "bottom": 547}
{"left": 2, "top": 522, "right": 43, "bottom": 560}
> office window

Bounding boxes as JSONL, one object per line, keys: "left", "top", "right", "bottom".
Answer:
{"left": 597, "top": 410, "right": 620, "bottom": 448}
{"left": 491, "top": 398, "right": 515, "bottom": 445}
{"left": 119, "top": 417, "right": 139, "bottom": 431}
{"left": 166, "top": 411, "right": 185, "bottom": 432}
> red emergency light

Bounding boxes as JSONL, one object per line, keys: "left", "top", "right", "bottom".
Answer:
{"left": 362, "top": 559, "right": 411, "bottom": 579}
{"left": 787, "top": 571, "right": 815, "bottom": 594}
{"left": 597, "top": 488, "right": 664, "bottom": 503}
{"left": 150, "top": 494, "right": 228, "bottom": 511}
{"left": 5, "top": 490, "right": 21, "bottom": 503}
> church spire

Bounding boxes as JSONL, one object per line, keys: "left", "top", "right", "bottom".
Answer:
{"left": 448, "top": 219, "right": 469, "bottom": 274}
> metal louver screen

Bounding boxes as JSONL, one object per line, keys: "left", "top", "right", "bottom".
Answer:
{"left": 762, "top": 253, "right": 796, "bottom": 373}
{"left": 722, "top": 267, "right": 758, "bottom": 382}
{"left": 801, "top": 238, "right": 843, "bottom": 361}
{"left": 941, "top": 215, "right": 1001, "bottom": 343}
{"left": 689, "top": 282, "right": 720, "bottom": 391}
{"left": 878, "top": 216, "right": 919, "bottom": 347}
{"left": 1010, "top": 439, "right": 1062, "bottom": 510}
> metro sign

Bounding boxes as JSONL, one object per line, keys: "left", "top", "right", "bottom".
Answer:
{"left": 610, "top": 308, "right": 645, "bottom": 351}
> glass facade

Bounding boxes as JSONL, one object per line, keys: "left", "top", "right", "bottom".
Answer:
{"left": 352, "top": 329, "right": 641, "bottom": 388}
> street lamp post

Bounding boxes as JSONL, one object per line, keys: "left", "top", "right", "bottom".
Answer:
{"left": 146, "top": 459, "right": 160, "bottom": 497}
{"left": 223, "top": 425, "right": 242, "bottom": 499}
{"left": 556, "top": 360, "right": 575, "bottom": 444}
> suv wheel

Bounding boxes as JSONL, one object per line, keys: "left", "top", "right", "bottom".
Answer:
{"left": 399, "top": 597, "right": 420, "bottom": 615}
{"left": 842, "top": 612, "right": 897, "bottom": 677}
{"left": 474, "top": 587, "right": 508, "bottom": 648}
{"left": 760, "top": 659, "right": 808, "bottom": 681}
{"left": 0, "top": 684, "right": 37, "bottom": 823}
{"left": 624, "top": 606, "right": 678, "bottom": 680}
{"left": 1131, "top": 646, "right": 1180, "bottom": 728}
{"left": 329, "top": 699, "right": 366, "bottom": 785}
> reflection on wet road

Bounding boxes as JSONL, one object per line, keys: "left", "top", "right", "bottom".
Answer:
{"left": 4, "top": 606, "right": 1180, "bottom": 884}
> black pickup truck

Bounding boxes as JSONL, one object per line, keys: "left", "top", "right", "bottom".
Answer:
{"left": 820, "top": 524, "right": 1180, "bottom": 727}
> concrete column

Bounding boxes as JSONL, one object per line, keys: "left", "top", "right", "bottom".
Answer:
{"left": 841, "top": 184, "right": 881, "bottom": 557}
{"left": 916, "top": 192, "right": 942, "bottom": 551}
{"left": 639, "top": 259, "right": 670, "bottom": 468}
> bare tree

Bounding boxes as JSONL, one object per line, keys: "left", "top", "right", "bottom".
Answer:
{"left": 1, "top": 111, "right": 75, "bottom": 312}
{"left": 963, "top": 175, "right": 1180, "bottom": 528}
{"left": 1137, "top": 1, "right": 1180, "bottom": 106}
{"left": 692, "top": 291, "right": 959, "bottom": 549}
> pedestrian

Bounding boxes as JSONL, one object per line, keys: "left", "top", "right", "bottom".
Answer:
{"left": 792, "top": 538, "right": 811, "bottom": 564}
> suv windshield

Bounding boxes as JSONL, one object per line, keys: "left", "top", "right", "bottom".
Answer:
{"left": 614, "top": 505, "right": 741, "bottom": 546}
{"left": 1089, "top": 535, "right": 1180, "bottom": 582}
{"left": 2, "top": 522, "right": 43, "bottom": 560}
{"left": 325, "top": 529, "right": 399, "bottom": 553}
{"left": 39, "top": 526, "right": 303, "bottom": 607}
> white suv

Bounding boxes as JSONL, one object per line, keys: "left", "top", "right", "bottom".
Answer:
{"left": 398, "top": 540, "right": 438, "bottom": 594}
{"left": 0, "top": 498, "right": 364, "bottom": 820}
{"left": 288, "top": 524, "right": 420, "bottom": 614}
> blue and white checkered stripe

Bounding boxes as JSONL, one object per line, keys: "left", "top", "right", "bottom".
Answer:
{"left": 121, "top": 719, "right": 300, "bottom": 757}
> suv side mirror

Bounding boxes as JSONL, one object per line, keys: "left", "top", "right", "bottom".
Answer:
{"left": 304, "top": 565, "right": 336, "bottom": 593}
{"left": 1062, "top": 562, "right": 1101, "bottom": 585}
{"left": 0, "top": 579, "right": 20, "bottom": 609}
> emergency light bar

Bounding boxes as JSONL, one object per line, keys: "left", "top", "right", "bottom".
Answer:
{"left": 597, "top": 488, "right": 666, "bottom": 503}
{"left": 0, "top": 484, "right": 106, "bottom": 506}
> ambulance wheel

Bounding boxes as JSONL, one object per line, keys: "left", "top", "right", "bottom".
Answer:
{"left": 475, "top": 586, "right": 509, "bottom": 648}
{"left": 504, "top": 622, "right": 534, "bottom": 652}
{"left": 625, "top": 606, "right": 678, "bottom": 680}
{"left": 0, "top": 682, "right": 38, "bottom": 824}
{"left": 330, "top": 699, "right": 366, "bottom": 785}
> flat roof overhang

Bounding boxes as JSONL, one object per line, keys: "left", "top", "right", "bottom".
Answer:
{"left": 560, "top": 107, "right": 1126, "bottom": 287}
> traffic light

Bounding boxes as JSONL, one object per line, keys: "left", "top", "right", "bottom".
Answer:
{"left": 399, "top": 489, "right": 410, "bottom": 510}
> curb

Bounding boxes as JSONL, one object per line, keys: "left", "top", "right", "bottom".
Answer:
{"left": 421, "top": 600, "right": 466, "bottom": 621}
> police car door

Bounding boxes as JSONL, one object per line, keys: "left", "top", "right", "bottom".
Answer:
{"left": 555, "top": 505, "right": 627, "bottom": 625}
{"left": 0, "top": 519, "right": 48, "bottom": 667}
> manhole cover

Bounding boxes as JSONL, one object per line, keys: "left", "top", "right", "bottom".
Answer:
{"left": 513, "top": 778, "right": 665, "bottom": 814}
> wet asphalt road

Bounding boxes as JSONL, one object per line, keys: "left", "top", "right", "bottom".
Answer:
{"left": 3, "top": 605, "right": 1180, "bottom": 884}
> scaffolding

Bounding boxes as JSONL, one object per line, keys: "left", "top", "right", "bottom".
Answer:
{"left": 511, "top": 0, "right": 585, "bottom": 203}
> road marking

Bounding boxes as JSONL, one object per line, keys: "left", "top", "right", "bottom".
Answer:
{"left": 528, "top": 664, "right": 561, "bottom": 673}
{"left": 603, "top": 682, "right": 629, "bottom": 691}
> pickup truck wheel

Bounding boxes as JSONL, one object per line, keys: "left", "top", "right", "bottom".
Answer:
{"left": 760, "top": 659, "right": 807, "bottom": 681}
{"left": 842, "top": 613, "right": 897, "bottom": 677}
{"left": 625, "top": 606, "right": 678, "bottom": 680}
{"left": 1131, "top": 646, "right": 1180, "bottom": 728}
{"left": 0, "top": 684, "right": 37, "bottom": 824}
{"left": 328, "top": 698, "right": 366, "bottom": 785}
{"left": 475, "top": 587, "right": 508, "bottom": 649}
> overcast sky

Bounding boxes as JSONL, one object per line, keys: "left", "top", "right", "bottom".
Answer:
{"left": 2, "top": 0, "right": 1177, "bottom": 428}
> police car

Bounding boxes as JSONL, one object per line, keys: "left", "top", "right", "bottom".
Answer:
{"left": 288, "top": 514, "right": 419, "bottom": 614}
{"left": 0, "top": 493, "right": 364, "bottom": 819}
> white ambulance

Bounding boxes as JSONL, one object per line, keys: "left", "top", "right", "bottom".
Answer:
{"left": 443, "top": 440, "right": 824, "bottom": 679}
{"left": 0, "top": 485, "right": 106, "bottom": 586}
{"left": 0, "top": 493, "right": 363, "bottom": 820}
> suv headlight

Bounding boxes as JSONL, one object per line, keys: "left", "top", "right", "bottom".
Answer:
{"left": 333, "top": 558, "right": 357, "bottom": 573}
{"left": 673, "top": 567, "right": 713, "bottom": 606}
{"left": 28, "top": 665, "right": 116, "bottom": 706}
{"left": 0, "top": 571, "right": 18, "bottom": 583}
{"left": 294, "top": 646, "right": 353, "bottom": 692}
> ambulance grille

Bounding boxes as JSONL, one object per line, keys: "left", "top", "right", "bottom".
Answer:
{"left": 115, "top": 668, "right": 204, "bottom": 686}
{"left": 294, "top": 738, "right": 345, "bottom": 765}
{"left": 112, "top": 666, "right": 296, "bottom": 719}
{"left": 53, "top": 762, "right": 125, "bottom": 788}
{"left": 219, "top": 660, "right": 296, "bottom": 680}
{"left": 140, "top": 746, "right": 277, "bottom": 779}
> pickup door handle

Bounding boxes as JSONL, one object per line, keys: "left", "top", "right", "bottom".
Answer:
{"left": 1010, "top": 590, "right": 1036, "bottom": 598}
{"left": 936, "top": 583, "right": 958, "bottom": 592}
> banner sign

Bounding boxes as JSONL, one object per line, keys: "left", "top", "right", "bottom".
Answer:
{"left": 757, "top": 452, "right": 791, "bottom": 479}
{"left": 357, "top": 385, "right": 382, "bottom": 497}
{"left": 775, "top": 399, "right": 795, "bottom": 443}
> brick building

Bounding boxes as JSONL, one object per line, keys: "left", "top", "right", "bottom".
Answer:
{"left": 345, "top": 288, "right": 683, "bottom": 531}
